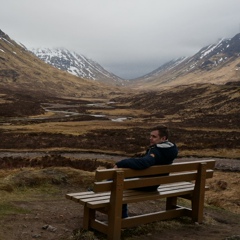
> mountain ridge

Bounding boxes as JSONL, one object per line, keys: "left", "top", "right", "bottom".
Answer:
{"left": 129, "top": 33, "right": 240, "bottom": 89}
{"left": 1, "top": 28, "right": 240, "bottom": 96}
{"left": 31, "top": 48, "right": 125, "bottom": 86}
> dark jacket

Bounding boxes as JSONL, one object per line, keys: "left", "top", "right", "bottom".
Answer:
{"left": 116, "top": 141, "right": 178, "bottom": 169}
{"left": 115, "top": 141, "right": 178, "bottom": 191}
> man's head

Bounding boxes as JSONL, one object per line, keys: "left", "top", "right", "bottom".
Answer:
{"left": 149, "top": 125, "right": 169, "bottom": 146}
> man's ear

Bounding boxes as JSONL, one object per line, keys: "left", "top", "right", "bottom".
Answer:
{"left": 160, "top": 136, "right": 167, "bottom": 141}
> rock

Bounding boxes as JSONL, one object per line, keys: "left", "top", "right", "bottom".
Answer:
{"left": 42, "top": 224, "right": 57, "bottom": 232}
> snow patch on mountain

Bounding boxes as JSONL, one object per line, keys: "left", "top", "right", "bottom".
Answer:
{"left": 31, "top": 48, "right": 124, "bottom": 86}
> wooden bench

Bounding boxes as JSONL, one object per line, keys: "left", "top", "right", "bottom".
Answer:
{"left": 66, "top": 159, "right": 215, "bottom": 240}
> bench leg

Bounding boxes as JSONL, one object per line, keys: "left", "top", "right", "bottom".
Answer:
{"left": 108, "top": 213, "right": 122, "bottom": 240}
{"left": 192, "top": 163, "right": 207, "bottom": 223}
{"left": 166, "top": 197, "right": 177, "bottom": 210}
{"left": 192, "top": 197, "right": 204, "bottom": 223}
{"left": 83, "top": 206, "right": 95, "bottom": 230}
{"left": 107, "top": 170, "right": 124, "bottom": 240}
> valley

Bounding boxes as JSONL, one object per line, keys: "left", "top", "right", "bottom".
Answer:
{"left": 0, "top": 83, "right": 239, "bottom": 240}
{"left": 0, "top": 82, "right": 239, "bottom": 159}
{"left": 0, "top": 29, "right": 240, "bottom": 240}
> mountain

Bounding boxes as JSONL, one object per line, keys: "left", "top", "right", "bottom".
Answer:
{"left": 129, "top": 33, "right": 240, "bottom": 89}
{"left": 0, "top": 29, "right": 121, "bottom": 98}
{"left": 31, "top": 48, "right": 124, "bottom": 86}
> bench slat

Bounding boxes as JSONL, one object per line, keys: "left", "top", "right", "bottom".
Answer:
{"left": 121, "top": 207, "right": 190, "bottom": 228}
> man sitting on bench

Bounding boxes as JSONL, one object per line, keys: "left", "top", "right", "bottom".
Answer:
{"left": 114, "top": 125, "right": 178, "bottom": 218}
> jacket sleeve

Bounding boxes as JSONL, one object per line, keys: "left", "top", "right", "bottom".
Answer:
{"left": 115, "top": 155, "right": 155, "bottom": 170}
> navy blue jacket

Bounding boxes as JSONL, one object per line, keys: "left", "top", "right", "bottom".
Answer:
{"left": 116, "top": 141, "right": 178, "bottom": 169}
{"left": 115, "top": 141, "right": 178, "bottom": 191}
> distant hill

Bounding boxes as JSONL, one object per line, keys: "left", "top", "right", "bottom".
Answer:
{"left": 129, "top": 33, "right": 240, "bottom": 89}
{"left": 31, "top": 48, "right": 125, "bottom": 86}
{"left": 0, "top": 29, "right": 120, "bottom": 98}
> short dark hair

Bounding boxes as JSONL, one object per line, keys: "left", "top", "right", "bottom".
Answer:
{"left": 151, "top": 125, "right": 169, "bottom": 139}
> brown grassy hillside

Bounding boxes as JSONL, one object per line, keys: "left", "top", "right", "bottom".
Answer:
{"left": 0, "top": 30, "right": 122, "bottom": 98}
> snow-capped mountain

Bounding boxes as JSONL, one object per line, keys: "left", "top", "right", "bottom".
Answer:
{"left": 131, "top": 33, "right": 240, "bottom": 88}
{"left": 182, "top": 33, "right": 240, "bottom": 72}
{"left": 0, "top": 29, "right": 119, "bottom": 98}
{"left": 31, "top": 48, "right": 124, "bottom": 86}
{"left": 139, "top": 57, "right": 188, "bottom": 80}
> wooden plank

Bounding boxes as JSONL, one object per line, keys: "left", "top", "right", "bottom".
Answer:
{"left": 93, "top": 181, "right": 113, "bottom": 192}
{"left": 87, "top": 200, "right": 109, "bottom": 209}
{"left": 128, "top": 160, "right": 214, "bottom": 179}
{"left": 90, "top": 219, "right": 108, "bottom": 234}
{"left": 121, "top": 208, "right": 190, "bottom": 228}
{"left": 123, "top": 173, "right": 197, "bottom": 190}
{"left": 95, "top": 168, "right": 117, "bottom": 181}
{"left": 158, "top": 182, "right": 194, "bottom": 188}
{"left": 79, "top": 195, "right": 110, "bottom": 203}
{"left": 122, "top": 187, "right": 195, "bottom": 204}
{"left": 65, "top": 191, "right": 94, "bottom": 200}
{"left": 66, "top": 191, "right": 94, "bottom": 197}
{"left": 157, "top": 182, "right": 194, "bottom": 191}
{"left": 123, "top": 171, "right": 213, "bottom": 190}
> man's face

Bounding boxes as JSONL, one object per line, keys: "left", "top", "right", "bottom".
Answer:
{"left": 149, "top": 130, "right": 166, "bottom": 146}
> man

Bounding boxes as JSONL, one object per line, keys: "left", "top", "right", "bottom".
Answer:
{"left": 114, "top": 125, "right": 178, "bottom": 218}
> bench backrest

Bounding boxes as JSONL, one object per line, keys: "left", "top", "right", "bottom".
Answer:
{"left": 93, "top": 160, "right": 215, "bottom": 192}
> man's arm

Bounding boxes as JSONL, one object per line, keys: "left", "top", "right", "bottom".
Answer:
{"left": 115, "top": 154, "right": 155, "bottom": 170}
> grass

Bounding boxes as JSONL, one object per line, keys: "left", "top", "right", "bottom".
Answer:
{"left": 0, "top": 168, "right": 68, "bottom": 218}
{"left": 0, "top": 203, "right": 31, "bottom": 217}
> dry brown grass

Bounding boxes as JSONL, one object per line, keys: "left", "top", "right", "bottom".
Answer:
{"left": 206, "top": 171, "right": 240, "bottom": 214}
{"left": 87, "top": 108, "right": 147, "bottom": 117}
{"left": 0, "top": 167, "right": 95, "bottom": 207}
{"left": 179, "top": 149, "right": 240, "bottom": 159}
{"left": 0, "top": 120, "right": 130, "bottom": 135}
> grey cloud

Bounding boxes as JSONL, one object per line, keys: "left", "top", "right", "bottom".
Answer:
{"left": 1, "top": 0, "right": 240, "bottom": 79}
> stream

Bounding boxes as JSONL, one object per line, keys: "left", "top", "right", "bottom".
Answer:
{"left": 0, "top": 102, "right": 131, "bottom": 123}
{"left": 41, "top": 102, "right": 130, "bottom": 122}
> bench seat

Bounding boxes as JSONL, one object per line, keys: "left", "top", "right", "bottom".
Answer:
{"left": 66, "top": 181, "right": 201, "bottom": 208}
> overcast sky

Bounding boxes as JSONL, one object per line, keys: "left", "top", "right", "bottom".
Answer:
{"left": 1, "top": 0, "right": 240, "bottom": 79}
